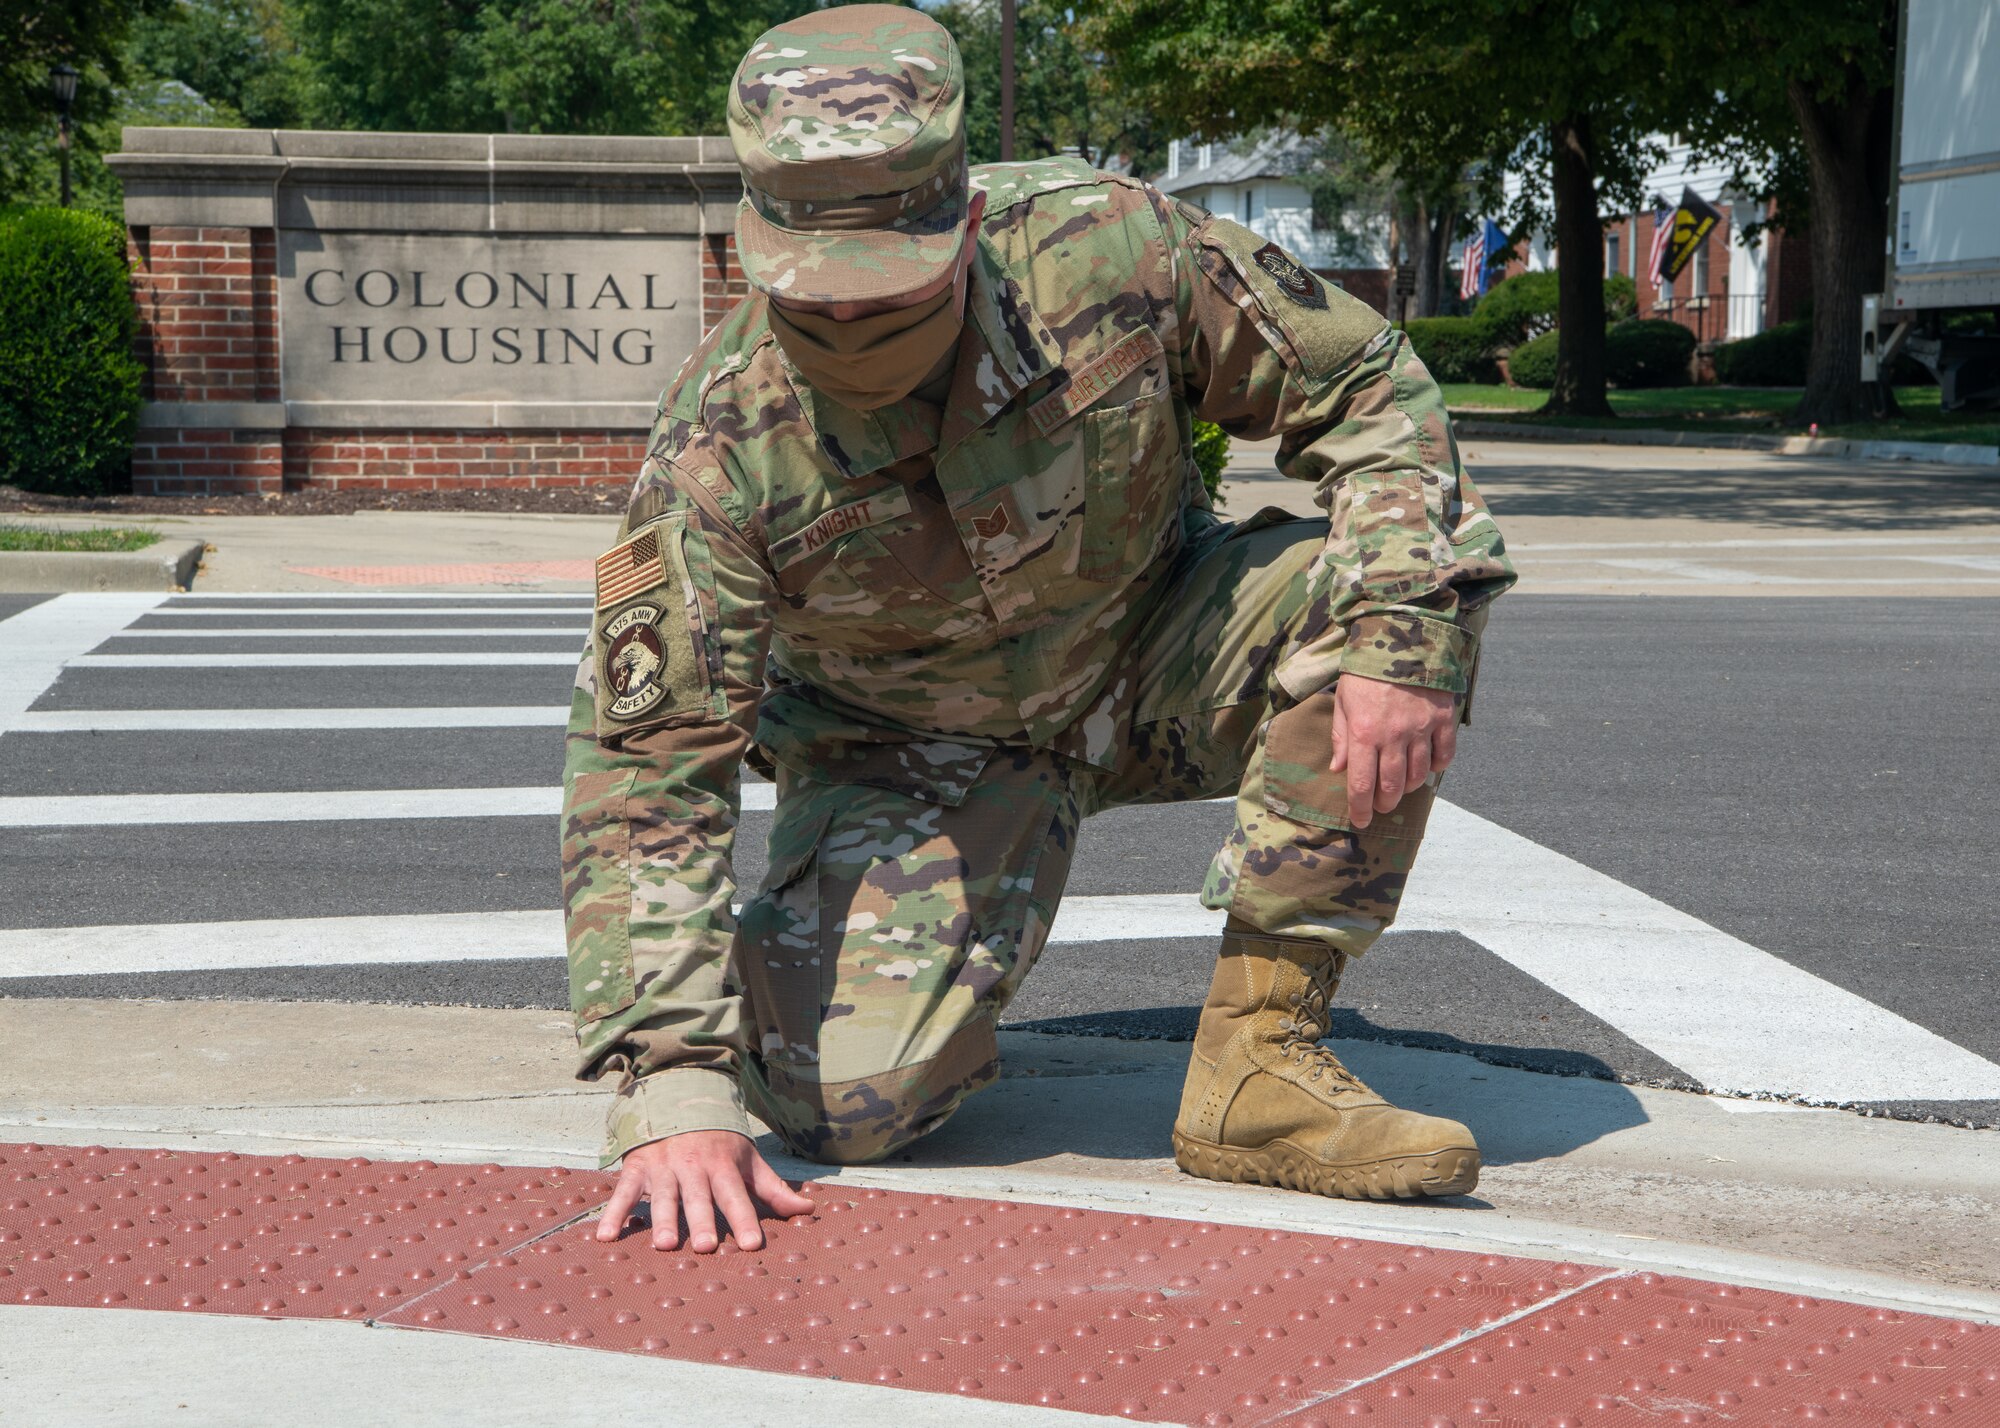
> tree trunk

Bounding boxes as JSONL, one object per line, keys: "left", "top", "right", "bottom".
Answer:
{"left": 1388, "top": 194, "right": 1418, "bottom": 323}
{"left": 1788, "top": 68, "right": 1899, "bottom": 426}
{"left": 1543, "top": 114, "right": 1612, "bottom": 416}
{"left": 1410, "top": 199, "right": 1458, "bottom": 318}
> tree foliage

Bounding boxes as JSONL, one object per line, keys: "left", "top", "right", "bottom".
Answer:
{"left": 1080, "top": 0, "right": 1710, "bottom": 415}
{"left": 931, "top": 0, "right": 1161, "bottom": 172}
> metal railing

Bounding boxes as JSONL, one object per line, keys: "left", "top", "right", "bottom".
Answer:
{"left": 1649, "top": 292, "right": 1768, "bottom": 344}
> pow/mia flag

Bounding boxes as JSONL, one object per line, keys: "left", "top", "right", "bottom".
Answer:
{"left": 1659, "top": 185, "right": 1723, "bottom": 284}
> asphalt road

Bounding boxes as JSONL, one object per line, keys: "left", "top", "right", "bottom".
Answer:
{"left": 0, "top": 590, "right": 1994, "bottom": 1128}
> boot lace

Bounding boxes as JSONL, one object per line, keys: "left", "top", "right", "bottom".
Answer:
{"left": 1275, "top": 958, "right": 1360, "bottom": 1086}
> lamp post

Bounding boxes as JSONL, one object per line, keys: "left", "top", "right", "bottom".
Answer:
{"left": 50, "top": 63, "right": 78, "bottom": 208}
{"left": 999, "top": 0, "right": 1015, "bottom": 162}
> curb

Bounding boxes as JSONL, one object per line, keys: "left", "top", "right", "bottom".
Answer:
{"left": 0, "top": 538, "right": 204, "bottom": 593}
{"left": 1453, "top": 417, "right": 2000, "bottom": 466}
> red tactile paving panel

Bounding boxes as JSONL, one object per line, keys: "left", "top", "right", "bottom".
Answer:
{"left": 377, "top": 1183, "right": 1596, "bottom": 1423}
{"left": 1336, "top": 1271, "right": 2000, "bottom": 1425}
{"left": 0, "top": 1144, "right": 611, "bottom": 1321}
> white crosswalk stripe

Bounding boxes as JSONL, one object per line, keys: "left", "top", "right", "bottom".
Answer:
{"left": 2, "top": 591, "right": 1996, "bottom": 1114}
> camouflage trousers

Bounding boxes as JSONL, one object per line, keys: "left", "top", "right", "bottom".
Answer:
{"left": 736, "top": 513, "right": 1439, "bottom": 1165}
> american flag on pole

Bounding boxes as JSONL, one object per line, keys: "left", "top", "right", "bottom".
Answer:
{"left": 1459, "top": 225, "right": 1488, "bottom": 301}
{"left": 1648, "top": 200, "right": 1675, "bottom": 284}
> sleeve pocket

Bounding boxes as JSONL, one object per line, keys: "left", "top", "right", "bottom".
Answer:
{"left": 1259, "top": 686, "right": 1436, "bottom": 844}
{"left": 563, "top": 766, "right": 640, "bottom": 1024}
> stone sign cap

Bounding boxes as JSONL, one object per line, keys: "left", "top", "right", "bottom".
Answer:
{"left": 727, "top": 3, "right": 967, "bottom": 304}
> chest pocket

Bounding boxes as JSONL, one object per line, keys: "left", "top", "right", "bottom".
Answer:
{"left": 777, "top": 526, "right": 989, "bottom": 655}
{"left": 1080, "top": 383, "right": 1182, "bottom": 584}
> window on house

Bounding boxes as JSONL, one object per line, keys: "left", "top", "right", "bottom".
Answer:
{"left": 1242, "top": 189, "right": 1253, "bottom": 223}
{"left": 1689, "top": 240, "right": 1708, "bottom": 301}
{"left": 1605, "top": 233, "right": 1621, "bottom": 278}
{"left": 1198, "top": 143, "right": 1212, "bottom": 169}
{"left": 1167, "top": 140, "right": 1180, "bottom": 180}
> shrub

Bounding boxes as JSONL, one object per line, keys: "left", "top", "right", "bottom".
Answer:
{"left": 1713, "top": 319, "right": 1809, "bottom": 385}
{"left": 1399, "top": 315, "right": 1500, "bottom": 383}
{"left": 1191, "top": 418, "right": 1230, "bottom": 504}
{"left": 1476, "top": 270, "right": 1636, "bottom": 346}
{"left": 1605, "top": 318, "right": 1696, "bottom": 388}
{"left": 1507, "top": 329, "right": 1559, "bottom": 388}
{"left": 0, "top": 207, "right": 144, "bottom": 496}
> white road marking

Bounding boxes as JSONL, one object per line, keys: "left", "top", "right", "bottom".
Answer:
{"left": 1401, "top": 802, "right": 2000, "bottom": 1104}
{"left": 10, "top": 706, "right": 570, "bottom": 733}
{"left": 0, "top": 593, "right": 170, "bottom": 736}
{"left": 1517, "top": 533, "right": 2000, "bottom": 552}
{"left": 1909, "top": 553, "right": 2000, "bottom": 572}
{"left": 67, "top": 652, "right": 581, "bottom": 668}
{"left": 1592, "top": 558, "right": 1814, "bottom": 585}
{"left": 164, "top": 592, "right": 592, "bottom": 601}
{"left": 0, "top": 783, "right": 778, "bottom": 826}
{"left": 111, "top": 627, "right": 585, "bottom": 638}
{"left": 138, "top": 607, "right": 589, "bottom": 618}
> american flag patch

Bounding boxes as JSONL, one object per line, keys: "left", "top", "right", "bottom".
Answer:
{"left": 595, "top": 527, "right": 668, "bottom": 609}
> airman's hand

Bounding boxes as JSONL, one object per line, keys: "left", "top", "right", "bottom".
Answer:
{"left": 1330, "top": 675, "right": 1458, "bottom": 830}
{"left": 594, "top": 1130, "right": 816, "bottom": 1253}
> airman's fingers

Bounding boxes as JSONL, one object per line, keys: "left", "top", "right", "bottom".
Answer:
{"left": 595, "top": 1165, "right": 645, "bottom": 1242}
{"left": 1433, "top": 715, "right": 1459, "bottom": 774}
{"left": 678, "top": 1169, "right": 720, "bottom": 1254}
{"left": 1373, "top": 742, "right": 1407, "bottom": 815}
{"left": 1405, "top": 735, "right": 1433, "bottom": 793}
{"left": 648, "top": 1172, "right": 683, "bottom": 1252}
{"left": 1329, "top": 694, "right": 1348, "bottom": 773}
{"left": 1345, "top": 742, "right": 1377, "bottom": 829}
{"left": 749, "top": 1159, "right": 818, "bottom": 1219}
{"left": 713, "top": 1172, "right": 766, "bottom": 1253}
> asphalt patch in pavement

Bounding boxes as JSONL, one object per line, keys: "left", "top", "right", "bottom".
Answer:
{"left": 0, "top": 594, "right": 56, "bottom": 623}
{"left": 0, "top": 726, "right": 567, "bottom": 796}
{"left": 29, "top": 663, "right": 576, "bottom": 710}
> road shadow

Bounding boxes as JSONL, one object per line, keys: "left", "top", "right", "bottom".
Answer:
{"left": 875, "top": 1014, "right": 1650, "bottom": 1177}
{"left": 1468, "top": 452, "right": 2000, "bottom": 531}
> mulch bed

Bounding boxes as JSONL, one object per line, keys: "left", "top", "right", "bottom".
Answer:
{"left": 0, "top": 485, "right": 626, "bottom": 518}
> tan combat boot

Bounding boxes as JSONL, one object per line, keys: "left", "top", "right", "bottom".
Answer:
{"left": 1173, "top": 919, "right": 1480, "bottom": 1199}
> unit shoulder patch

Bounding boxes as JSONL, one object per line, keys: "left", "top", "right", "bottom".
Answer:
{"left": 591, "top": 515, "right": 710, "bottom": 737}
{"left": 1202, "top": 217, "right": 1384, "bottom": 381}
{"left": 1251, "top": 242, "right": 1328, "bottom": 310}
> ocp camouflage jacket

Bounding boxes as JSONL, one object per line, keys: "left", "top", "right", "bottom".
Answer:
{"left": 561, "top": 157, "right": 1516, "bottom": 1162}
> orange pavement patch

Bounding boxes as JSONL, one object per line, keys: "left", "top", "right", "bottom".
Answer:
{"left": 287, "top": 560, "right": 595, "bottom": 586}
{"left": 5, "top": 1143, "right": 1997, "bottom": 1424}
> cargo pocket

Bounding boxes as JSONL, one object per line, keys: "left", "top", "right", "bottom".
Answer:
{"left": 738, "top": 806, "right": 833, "bottom": 1068}
{"left": 1080, "top": 385, "right": 1180, "bottom": 583}
{"left": 562, "top": 766, "right": 639, "bottom": 1024}
{"left": 1259, "top": 685, "right": 1436, "bottom": 843}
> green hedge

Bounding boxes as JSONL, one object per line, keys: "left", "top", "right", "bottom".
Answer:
{"left": 1605, "top": 318, "right": 1696, "bottom": 388}
{"left": 1507, "top": 329, "right": 1560, "bottom": 388}
{"left": 1474, "top": 270, "right": 1637, "bottom": 347}
{"left": 1503, "top": 319, "right": 1696, "bottom": 390}
{"left": 1191, "top": 418, "right": 1230, "bottom": 504}
{"left": 0, "top": 207, "right": 144, "bottom": 496}
{"left": 1713, "top": 319, "right": 1809, "bottom": 385}
{"left": 1399, "top": 316, "right": 1500, "bottom": 383}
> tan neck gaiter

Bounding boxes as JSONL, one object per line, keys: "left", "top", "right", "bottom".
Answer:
{"left": 767, "top": 286, "right": 961, "bottom": 411}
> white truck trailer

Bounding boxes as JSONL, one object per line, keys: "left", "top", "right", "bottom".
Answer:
{"left": 1866, "top": 0, "right": 2000, "bottom": 408}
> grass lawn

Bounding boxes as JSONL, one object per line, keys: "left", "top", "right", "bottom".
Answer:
{"left": 0, "top": 523, "right": 161, "bottom": 553}
{"left": 1442, "top": 384, "right": 2000, "bottom": 448}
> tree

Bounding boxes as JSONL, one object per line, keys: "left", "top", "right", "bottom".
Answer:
{"left": 289, "top": 0, "right": 822, "bottom": 136}
{"left": 1696, "top": 0, "right": 1900, "bottom": 427}
{"left": 127, "top": 0, "right": 316, "bottom": 130}
{"left": 1082, "top": 0, "right": 1706, "bottom": 415}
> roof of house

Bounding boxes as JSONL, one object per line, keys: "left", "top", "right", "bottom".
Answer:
{"left": 1155, "top": 131, "right": 1313, "bottom": 196}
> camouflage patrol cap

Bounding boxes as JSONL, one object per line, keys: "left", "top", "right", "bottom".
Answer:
{"left": 727, "top": 4, "right": 967, "bottom": 305}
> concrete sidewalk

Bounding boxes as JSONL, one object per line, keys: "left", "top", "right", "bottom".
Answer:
{"left": 5, "top": 998, "right": 1995, "bottom": 1314}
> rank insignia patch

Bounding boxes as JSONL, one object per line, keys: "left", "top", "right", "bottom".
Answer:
{"left": 1252, "top": 242, "right": 1328, "bottom": 310}
{"left": 600, "top": 603, "right": 670, "bottom": 720}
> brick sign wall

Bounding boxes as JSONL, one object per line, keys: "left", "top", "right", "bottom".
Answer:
{"left": 109, "top": 130, "right": 747, "bottom": 496}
